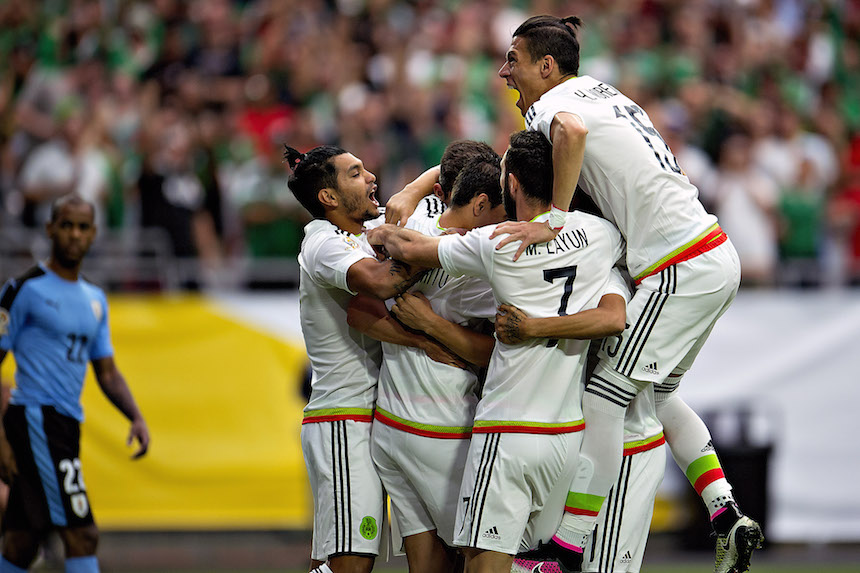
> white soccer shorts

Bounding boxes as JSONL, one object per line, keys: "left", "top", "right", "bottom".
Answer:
{"left": 598, "top": 239, "right": 740, "bottom": 383}
{"left": 370, "top": 420, "right": 471, "bottom": 548}
{"left": 301, "top": 419, "right": 384, "bottom": 561}
{"left": 583, "top": 444, "right": 667, "bottom": 573}
{"left": 453, "top": 431, "right": 582, "bottom": 555}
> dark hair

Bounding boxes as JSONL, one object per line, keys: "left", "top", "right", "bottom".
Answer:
{"left": 438, "top": 140, "right": 499, "bottom": 202}
{"left": 450, "top": 157, "right": 502, "bottom": 209}
{"left": 513, "top": 15, "right": 583, "bottom": 76}
{"left": 50, "top": 193, "right": 95, "bottom": 222}
{"left": 505, "top": 130, "right": 553, "bottom": 205}
{"left": 284, "top": 144, "right": 348, "bottom": 218}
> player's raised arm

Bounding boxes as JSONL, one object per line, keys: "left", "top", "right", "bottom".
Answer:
{"left": 495, "top": 293, "right": 626, "bottom": 345}
{"left": 385, "top": 165, "right": 440, "bottom": 225}
{"left": 548, "top": 112, "right": 588, "bottom": 219}
{"left": 91, "top": 356, "right": 150, "bottom": 459}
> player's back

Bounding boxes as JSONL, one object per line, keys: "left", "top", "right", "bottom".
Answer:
{"left": 527, "top": 75, "right": 718, "bottom": 277}
{"left": 438, "top": 211, "right": 624, "bottom": 431}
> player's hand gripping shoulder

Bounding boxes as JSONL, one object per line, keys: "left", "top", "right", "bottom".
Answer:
{"left": 366, "top": 223, "right": 399, "bottom": 250}
{"left": 495, "top": 304, "right": 532, "bottom": 344}
{"left": 489, "top": 220, "right": 559, "bottom": 261}
{"left": 366, "top": 224, "right": 441, "bottom": 268}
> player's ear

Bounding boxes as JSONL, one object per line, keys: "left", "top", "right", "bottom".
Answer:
{"left": 541, "top": 55, "right": 555, "bottom": 78}
{"left": 318, "top": 188, "right": 339, "bottom": 209}
{"left": 472, "top": 193, "right": 489, "bottom": 216}
{"left": 507, "top": 172, "right": 521, "bottom": 198}
{"left": 432, "top": 182, "right": 446, "bottom": 203}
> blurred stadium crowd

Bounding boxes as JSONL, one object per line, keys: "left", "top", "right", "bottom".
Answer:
{"left": 2, "top": 0, "right": 860, "bottom": 290}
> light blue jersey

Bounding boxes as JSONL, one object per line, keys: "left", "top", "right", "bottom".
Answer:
{"left": 0, "top": 264, "right": 113, "bottom": 421}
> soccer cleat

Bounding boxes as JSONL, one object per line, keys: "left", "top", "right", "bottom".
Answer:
{"left": 511, "top": 556, "right": 565, "bottom": 573}
{"left": 513, "top": 540, "right": 582, "bottom": 573}
{"left": 713, "top": 513, "right": 764, "bottom": 573}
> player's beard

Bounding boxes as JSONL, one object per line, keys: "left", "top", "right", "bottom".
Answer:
{"left": 341, "top": 188, "right": 379, "bottom": 222}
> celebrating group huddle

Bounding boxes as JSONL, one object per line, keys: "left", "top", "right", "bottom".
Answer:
{"left": 292, "top": 15, "right": 763, "bottom": 573}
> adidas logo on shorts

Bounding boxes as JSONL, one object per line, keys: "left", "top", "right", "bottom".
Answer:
{"left": 642, "top": 361, "right": 659, "bottom": 375}
{"left": 620, "top": 550, "right": 632, "bottom": 564}
{"left": 482, "top": 526, "right": 501, "bottom": 540}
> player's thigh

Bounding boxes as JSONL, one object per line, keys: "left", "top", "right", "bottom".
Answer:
{"left": 454, "top": 432, "right": 578, "bottom": 555}
{"left": 3, "top": 405, "right": 94, "bottom": 533}
{"left": 372, "top": 423, "right": 470, "bottom": 547}
{"left": 301, "top": 420, "right": 384, "bottom": 561}
{"left": 598, "top": 245, "right": 740, "bottom": 383}
{"left": 520, "top": 431, "right": 582, "bottom": 551}
{"left": 405, "top": 433, "right": 471, "bottom": 547}
{"left": 369, "top": 422, "right": 435, "bottom": 545}
{"left": 583, "top": 445, "right": 667, "bottom": 573}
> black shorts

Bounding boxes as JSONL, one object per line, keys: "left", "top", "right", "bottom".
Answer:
{"left": 3, "top": 405, "right": 94, "bottom": 532}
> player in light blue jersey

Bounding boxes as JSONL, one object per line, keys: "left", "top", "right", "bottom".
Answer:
{"left": 0, "top": 194, "right": 149, "bottom": 573}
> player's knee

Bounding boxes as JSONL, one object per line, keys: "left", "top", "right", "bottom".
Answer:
{"left": 328, "top": 554, "right": 375, "bottom": 573}
{"left": 60, "top": 524, "right": 99, "bottom": 557}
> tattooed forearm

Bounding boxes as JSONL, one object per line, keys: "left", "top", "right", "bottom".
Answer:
{"left": 388, "top": 259, "right": 427, "bottom": 294}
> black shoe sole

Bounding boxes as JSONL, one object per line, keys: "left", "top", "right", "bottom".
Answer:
{"left": 729, "top": 525, "right": 764, "bottom": 573}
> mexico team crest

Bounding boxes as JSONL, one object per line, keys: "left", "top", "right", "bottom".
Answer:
{"left": 359, "top": 516, "right": 377, "bottom": 540}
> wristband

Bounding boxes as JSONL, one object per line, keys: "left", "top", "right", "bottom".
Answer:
{"left": 549, "top": 205, "right": 567, "bottom": 230}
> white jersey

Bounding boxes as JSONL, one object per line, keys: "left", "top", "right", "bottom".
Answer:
{"left": 526, "top": 75, "right": 718, "bottom": 278}
{"left": 298, "top": 218, "right": 382, "bottom": 419}
{"left": 375, "top": 211, "right": 496, "bottom": 435}
{"left": 437, "top": 211, "right": 624, "bottom": 433}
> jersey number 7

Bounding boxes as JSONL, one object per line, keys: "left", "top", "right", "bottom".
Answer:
{"left": 543, "top": 265, "right": 577, "bottom": 348}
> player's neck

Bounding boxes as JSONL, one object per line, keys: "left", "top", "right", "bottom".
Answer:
{"left": 46, "top": 258, "right": 81, "bottom": 282}
{"left": 518, "top": 203, "right": 550, "bottom": 224}
{"left": 327, "top": 212, "right": 364, "bottom": 235}
{"left": 439, "top": 208, "right": 469, "bottom": 231}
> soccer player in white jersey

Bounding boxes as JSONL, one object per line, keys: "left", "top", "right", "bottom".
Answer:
{"left": 488, "top": 15, "right": 762, "bottom": 573}
{"left": 284, "top": 144, "right": 441, "bottom": 573}
{"left": 496, "top": 308, "right": 666, "bottom": 573}
{"left": 349, "top": 152, "right": 506, "bottom": 573}
{"left": 368, "top": 130, "right": 627, "bottom": 573}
